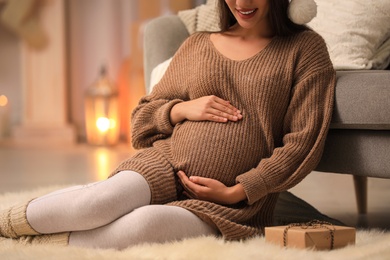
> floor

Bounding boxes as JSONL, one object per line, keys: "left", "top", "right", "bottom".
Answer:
{"left": 0, "top": 142, "right": 389, "bottom": 230}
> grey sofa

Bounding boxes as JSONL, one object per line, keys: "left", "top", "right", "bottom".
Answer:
{"left": 143, "top": 15, "right": 390, "bottom": 215}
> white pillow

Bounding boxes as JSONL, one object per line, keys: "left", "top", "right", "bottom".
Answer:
{"left": 308, "top": 0, "right": 390, "bottom": 70}
{"left": 149, "top": 58, "right": 172, "bottom": 94}
{"left": 178, "top": 0, "right": 220, "bottom": 35}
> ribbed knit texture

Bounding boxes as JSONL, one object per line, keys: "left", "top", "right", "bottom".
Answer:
{"left": 0, "top": 232, "right": 70, "bottom": 246}
{"left": 10, "top": 232, "right": 69, "bottom": 246}
{"left": 0, "top": 200, "right": 39, "bottom": 238}
{"left": 113, "top": 31, "right": 336, "bottom": 240}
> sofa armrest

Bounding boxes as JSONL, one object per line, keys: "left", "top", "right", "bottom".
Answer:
{"left": 332, "top": 70, "right": 390, "bottom": 130}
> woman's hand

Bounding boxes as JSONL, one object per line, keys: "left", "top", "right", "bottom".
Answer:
{"left": 177, "top": 171, "right": 247, "bottom": 205}
{"left": 170, "top": 95, "right": 243, "bottom": 125}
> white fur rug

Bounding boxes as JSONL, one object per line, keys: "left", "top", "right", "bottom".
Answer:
{"left": 1, "top": 186, "right": 390, "bottom": 260}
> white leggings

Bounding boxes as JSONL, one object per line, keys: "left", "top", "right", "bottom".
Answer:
{"left": 26, "top": 171, "right": 218, "bottom": 250}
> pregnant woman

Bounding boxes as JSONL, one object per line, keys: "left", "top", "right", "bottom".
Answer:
{"left": 1, "top": 0, "right": 335, "bottom": 250}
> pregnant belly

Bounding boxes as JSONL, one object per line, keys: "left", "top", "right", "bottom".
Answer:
{"left": 169, "top": 120, "right": 265, "bottom": 186}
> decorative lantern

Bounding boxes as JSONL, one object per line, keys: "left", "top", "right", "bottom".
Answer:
{"left": 85, "top": 66, "right": 120, "bottom": 145}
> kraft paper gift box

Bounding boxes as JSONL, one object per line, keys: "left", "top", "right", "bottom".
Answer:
{"left": 265, "top": 222, "right": 356, "bottom": 250}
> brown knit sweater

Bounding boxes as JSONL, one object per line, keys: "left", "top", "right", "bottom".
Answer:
{"left": 112, "top": 31, "right": 336, "bottom": 240}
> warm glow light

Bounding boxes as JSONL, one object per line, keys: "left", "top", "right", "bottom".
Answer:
{"left": 95, "top": 148, "right": 110, "bottom": 180}
{"left": 96, "top": 117, "right": 117, "bottom": 133}
{"left": 85, "top": 67, "right": 120, "bottom": 145}
{"left": 96, "top": 117, "right": 110, "bottom": 132}
{"left": 0, "top": 95, "right": 8, "bottom": 107}
{"left": 109, "top": 119, "right": 116, "bottom": 129}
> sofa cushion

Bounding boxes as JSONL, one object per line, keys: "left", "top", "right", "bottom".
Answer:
{"left": 308, "top": 0, "right": 390, "bottom": 70}
{"left": 331, "top": 71, "right": 390, "bottom": 130}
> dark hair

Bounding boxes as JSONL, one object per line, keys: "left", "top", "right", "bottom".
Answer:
{"left": 217, "top": 0, "right": 309, "bottom": 36}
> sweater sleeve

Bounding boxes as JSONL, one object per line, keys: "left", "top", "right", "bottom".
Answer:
{"left": 130, "top": 37, "right": 195, "bottom": 149}
{"left": 236, "top": 33, "right": 336, "bottom": 205}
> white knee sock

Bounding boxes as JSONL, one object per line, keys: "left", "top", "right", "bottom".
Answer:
{"left": 69, "top": 205, "right": 219, "bottom": 250}
{"left": 26, "top": 171, "right": 151, "bottom": 233}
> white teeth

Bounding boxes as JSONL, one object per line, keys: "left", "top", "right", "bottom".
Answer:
{"left": 239, "top": 9, "right": 256, "bottom": 15}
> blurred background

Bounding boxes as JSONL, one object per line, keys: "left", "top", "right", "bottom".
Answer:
{"left": 0, "top": 0, "right": 204, "bottom": 146}
{"left": 0, "top": 0, "right": 206, "bottom": 192}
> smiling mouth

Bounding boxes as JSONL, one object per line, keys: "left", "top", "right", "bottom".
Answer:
{"left": 237, "top": 9, "right": 257, "bottom": 15}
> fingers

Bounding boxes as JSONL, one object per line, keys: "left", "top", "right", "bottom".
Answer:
{"left": 207, "top": 108, "right": 239, "bottom": 122}
{"left": 188, "top": 176, "right": 208, "bottom": 186}
{"left": 212, "top": 96, "right": 241, "bottom": 115}
{"left": 177, "top": 171, "right": 198, "bottom": 199}
{"left": 207, "top": 96, "right": 243, "bottom": 122}
{"left": 176, "top": 171, "right": 231, "bottom": 204}
{"left": 181, "top": 95, "right": 243, "bottom": 123}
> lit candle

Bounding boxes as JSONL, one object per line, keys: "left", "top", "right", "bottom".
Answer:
{"left": 85, "top": 67, "right": 120, "bottom": 146}
{"left": 0, "top": 95, "right": 10, "bottom": 139}
{"left": 96, "top": 117, "right": 110, "bottom": 132}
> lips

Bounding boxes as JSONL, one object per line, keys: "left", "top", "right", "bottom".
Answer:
{"left": 236, "top": 8, "right": 258, "bottom": 19}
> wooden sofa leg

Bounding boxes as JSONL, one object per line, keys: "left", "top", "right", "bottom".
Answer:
{"left": 353, "top": 175, "right": 368, "bottom": 214}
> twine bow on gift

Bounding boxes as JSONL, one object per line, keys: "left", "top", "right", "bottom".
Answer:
{"left": 283, "top": 220, "right": 336, "bottom": 249}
